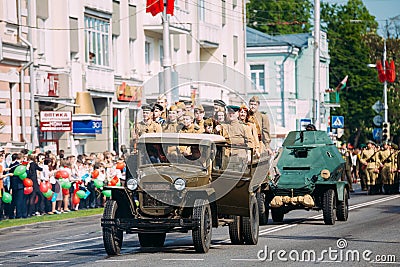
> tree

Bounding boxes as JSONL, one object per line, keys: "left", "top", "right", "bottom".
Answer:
{"left": 246, "top": 0, "right": 312, "bottom": 35}
{"left": 321, "top": 0, "right": 381, "bottom": 146}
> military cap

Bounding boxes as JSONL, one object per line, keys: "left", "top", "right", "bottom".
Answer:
{"left": 194, "top": 104, "right": 204, "bottom": 112}
{"left": 226, "top": 105, "right": 240, "bottom": 112}
{"left": 152, "top": 103, "right": 163, "bottom": 112}
{"left": 383, "top": 140, "right": 391, "bottom": 146}
{"left": 391, "top": 143, "right": 398, "bottom": 150}
{"left": 141, "top": 104, "right": 152, "bottom": 111}
{"left": 249, "top": 96, "right": 260, "bottom": 104}
{"left": 367, "top": 140, "right": 377, "bottom": 146}
{"left": 176, "top": 102, "right": 186, "bottom": 110}
{"left": 239, "top": 103, "right": 249, "bottom": 111}
{"left": 181, "top": 99, "right": 192, "bottom": 105}
{"left": 169, "top": 105, "right": 178, "bottom": 111}
{"left": 213, "top": 99, "right": 226, "bottom": 107}
{"left": 183, "top": 111, "right": 194, "bottom": 118}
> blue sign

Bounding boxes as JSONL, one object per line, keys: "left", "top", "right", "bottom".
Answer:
{"left": 299, "top": 118, "right": 312, "bottom": 130}
{"left": 73, "top": 120, "right": 102, "bottom": 134}
{"left": 372, "top": 128, "right": 382, "bottom": 140}
{"left": 332, "top": 116, "right": 344, "bottom": 129}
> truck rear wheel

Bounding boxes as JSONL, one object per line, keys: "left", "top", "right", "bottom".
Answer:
{"left": 138, "top": 233, "right": 166, "bottom": 247}
{"left": 192, "top": 199, "right": 212, "bottom": 253}
{"left": 336, "top": 188, "right": 349, "bottom": 221}
{"left": 228, "top": 215, "right": 243, "bottom": 245}
{"left": 323, "top": 189, "right": 336, "bottom": 225}
{"left": 102, "top": 200, "right": 123, "bottom": 255}
{"left": 242, "top": 194, "right": 259, "bottom": 245}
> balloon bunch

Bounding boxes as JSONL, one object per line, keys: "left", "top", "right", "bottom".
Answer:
{"left": 14, "top": 165, "right": 34, "bottom": 196}
{"left": 39, "top": 181, "right": 55, "bottom": 201}
{"left": 91, "top": 169, "right": 112, "bottom": 198}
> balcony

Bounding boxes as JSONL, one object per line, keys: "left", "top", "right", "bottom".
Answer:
{"left": 84, "top": 0, "right": 112, "bottom": 13}
{"left": 85, "top": 65, "right": 114, "bottom": 92}
{"left": 198, "top": 21, "right": 221, "bottom": 48}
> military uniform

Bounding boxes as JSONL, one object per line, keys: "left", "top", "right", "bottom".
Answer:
{"left": 344, "top": 149, "right": 354, "bottom": 192}
{"left": 249, "top": 110, "right": 271, "bottom": 154}
{"left": 137, "top": 120, "right": 162, "bottom": 136}
{"left": 378, "top": 145, "right": 393, "bottom": 194}
{"left": 163, "top": 121, "right": 182, "bottom": 133}
{"left": 360, "top": 142, "right": 380, "bottom": 194}
{"left": 194, "top": 119, "right": 205, "bottom": 133}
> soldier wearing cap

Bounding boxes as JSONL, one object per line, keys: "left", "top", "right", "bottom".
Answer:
{"left": 248, "top": 96, "right": 272, "bottom": 155}
{"left": 344, "top": 144, "right": 355, "bottom": 193}
{"left": 175, "top": 102, "right": 186, "bottom": 124}
{"left": 156, "top": 94, "right": 168, "bottom": 120}
{"left": 360, "top": 140, "right": 380, "bottom": 194}
{"left": 134, "top": 105, "right": 162, "bottom": 137}
{"left": 378, "top": 141, "right": 393, "bottom": 194}
{"left": 152, "top": 103, "right": 166, "bottom": 125}
{"left": 194, "top": 104, "right": 205, "bottom": 133}
{"left": 163, "top": 105, "right": 182, "bottom": 133}
{"left": 203, "top": 118, "right": 214, "bottom": 134}
{"left": 182, "top": 100, "right": 193, "bottom": 112}
{"left": 179, "top": 111, "right": 202, "bottom": 134}
{"left": 213, "top": 99, "right": 226, "bottom": 113}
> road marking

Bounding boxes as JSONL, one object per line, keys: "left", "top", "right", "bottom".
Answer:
{"left": 28, "top": 261, "right": 70, "bottom": 264}
{"left": 96, "top": 259, "right": 137, "bottom": 262}
{"left": 20, "top": 236, "right": 102, "bottom": 252}
{"left": 163, "top": 258, "right": 204, "bottom": 261}
{"left": 231, "top": 258, "right": 261, "bottom": 261}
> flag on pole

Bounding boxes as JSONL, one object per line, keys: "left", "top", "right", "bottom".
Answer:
{"left": 146, "top": 0, "right": 175, "bottom": 16}
{"left": 335, "top": 75, "right": 348, "bottom": 92}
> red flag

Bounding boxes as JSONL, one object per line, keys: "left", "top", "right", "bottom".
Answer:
{"left": 146, "top": 0, "right": 164, "bottom": 16}
{"left": 166, "top": 0, "right": 175, "bottom": 15}
{"left": 386, "top": 60, "right": 396, "bottom": 83}
{"left": 376, "top": 60, "right": 386, "bottom": 83}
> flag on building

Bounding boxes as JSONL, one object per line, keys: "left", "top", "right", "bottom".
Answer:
{"left": 146, "top": 0, "right": 175, "bottom": 16}
{"left": 335, "top": 75, "right": 348, "bottom": 92}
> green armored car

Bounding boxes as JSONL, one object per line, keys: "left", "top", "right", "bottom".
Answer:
{"left": 101, "top": 133, "right": 271, "bottom": 255}
{"left": 267, "top": 130, "right": 349, "bottom": 225}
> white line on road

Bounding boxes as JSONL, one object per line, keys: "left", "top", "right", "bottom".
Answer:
{"left": 28, "top": 261, "right": 70, "bottom": 264}
{"left": 96, "top": 259, "right": 138, "bottom": 262}
{"left": 162, "top": 259, "right": 204, "bottom": 261}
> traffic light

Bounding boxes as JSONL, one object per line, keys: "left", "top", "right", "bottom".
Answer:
{"left": 382, "top": 122, "right": 390, "bottom": 141}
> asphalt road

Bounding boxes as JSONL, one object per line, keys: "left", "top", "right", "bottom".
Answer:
{"left": 0, "top": 188, "right": 399, "bottom": 267}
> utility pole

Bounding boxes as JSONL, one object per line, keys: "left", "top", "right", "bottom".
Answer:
{"left": 383, "top": 19, "right": 388, "bottom": 123}
{"left": 313, "top": 0, "right": 321, "bottom": 128}
{"left": 162, "top": 0, "right": 172, "bottom": 105}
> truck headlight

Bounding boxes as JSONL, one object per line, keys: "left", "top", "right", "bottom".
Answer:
{"left": 173, "top": 178, "right": 186, "bottom": 191}
{"left": 321, "top": 169, "right": 330, "bottom": 180}
{"left": 126, "top": 178, "right": 138, "bottom": 190}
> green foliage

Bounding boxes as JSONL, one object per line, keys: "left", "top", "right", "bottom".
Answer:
{"left": 246, "top": 0, "right": 312, "bottom": 35}
{"left": 321, "top": 0, "right": 381, "bottom": 146}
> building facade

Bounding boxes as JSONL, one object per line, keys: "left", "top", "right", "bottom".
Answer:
{"left": 246, "top": 27, "right": 330, "bottom": 147}
{"left": 0, "top": 0, "right": 247, "bottom": 154}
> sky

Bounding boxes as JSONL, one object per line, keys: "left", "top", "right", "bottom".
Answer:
{"left": 321, "top": 0, "right": 400, "bottom": 36}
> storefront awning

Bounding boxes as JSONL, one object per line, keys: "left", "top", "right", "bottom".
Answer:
{"left": 35, "top": 96, "right": 78, "bottom": 106}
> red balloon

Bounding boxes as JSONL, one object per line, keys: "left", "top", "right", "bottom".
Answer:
{"left": 56, "top": 169, "right": 69, "bottom": 179}
{"left": 62, "top": 188, "right": 70, "bottom": 195}
{"left": 23, "top": 178, "right": 33, "bottom": 187}
{"left": 39, "top": 182, "right": 49, "bottom": 193}
{"left": 72, "top": 194, "right": 80, "bottom": 205}
{"left": 91, "top": 169, "right": 99, "bottom": 179}
{"left": 115, "top": 162, "right": 125, "bottom": 170}
{"left": 24, "top": 186, "right": 33, "bottom": 195}
{"left": 21, "top": 161, "right": 29, "bottom": 165}
{"left": 109, "top": 176, "right": 119, "bottom": 186}
{"left": 47, "top": 195, "right": 53, "bottom": 200}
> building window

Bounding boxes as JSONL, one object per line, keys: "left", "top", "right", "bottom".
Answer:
{"left": 159, "top": 44, "right": 164, "bottom": 68}
{"left": 145, "top": 41, "right": 151, "bottom": 72}
{"left": 84, "top": 15, "right": 110, "bottom": 66}
{"left": 129, "top": 39, "right": 135, "bottom": 72}
{"left": 250, "top": 64, "right": 266, "bottom": 92}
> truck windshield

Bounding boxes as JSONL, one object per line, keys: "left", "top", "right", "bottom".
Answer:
{"left": 138, "top": 143, "right": 211, "bottom": 167}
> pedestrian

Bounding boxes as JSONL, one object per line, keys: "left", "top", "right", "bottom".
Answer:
{"left": 9, "top": 153, "right": 27, "bottom": 218}
{"left": 26, "top": 154, "right": 43, "bottom": 216}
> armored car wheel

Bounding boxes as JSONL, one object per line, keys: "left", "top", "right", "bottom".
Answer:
{"left": 242, "top": 194, "right": 259, "bottom": 245}
{"left": 228, "top": 215, "right": 244, "bottom": 245}
{"left": 323, "top": 189, "right": 336, "bottom": 225}
{"left": 192, "top": 199, "right": 212, "bottom": 253}
{"left": 336, "top": 188, "right": 349, "bottom": 221}
{"left": 271, "top": 207, "right": 284, "bottom": 223}
{"left": 138, "top": 233, "right": 166, "bottom": 247}
{"left": 257, "top": 192, "right": 269, "bottom": 225}
{"left": 102, "top": 200, "right": 123, "bottom": 255}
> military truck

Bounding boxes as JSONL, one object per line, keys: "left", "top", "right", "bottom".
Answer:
{"left": 101, "top": 133, "right": 271, "bottom": 255}
{"left": 267, "top": 130, "right": 349, "bottom": 225}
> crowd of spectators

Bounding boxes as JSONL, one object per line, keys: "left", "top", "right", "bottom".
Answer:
{"left": 0, "top": 147, "right": 125, "bottom": 220}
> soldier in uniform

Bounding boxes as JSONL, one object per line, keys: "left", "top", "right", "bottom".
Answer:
{"left": 379, "top": 141, "right": 393, "bottom": 194}
{"left": 194, "top": 104, "right": 205, "bottom": 133}
{"left": 163, "top": 105, "right": 182, "bottom": 133}
{"left": 175, "top": 102, "right": 186, "bottom": 124}
{"left": 360, "top": 140, "right": 380, "bottom": 195}
{"left": 344, "top": 145, "right": 355, "bottom": 193}
{"left": 239, "top": 104, "right": 261, "bottom": 158}
{"left": 220, "top": 105, "right": 251, "bottom": 171}
{"left": 152, "top": 103, "right": 166, "bottom": 125}
{"left": 358, "top": 144, "right": 368, "bottom": 191}
{"left": 156, "top": 94, "right": 168, "bottom": 120}
{"left": 248, "top": 96, "right": 273, "bottom": 155}
{"left": 203, "top": 118, "right": 214, "bottom": 134}
{"left": 178, "top": 112, "right": 202, "bottom": 160}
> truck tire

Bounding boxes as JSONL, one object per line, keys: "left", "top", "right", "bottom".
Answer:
{"left": 257, "top": 192, "right": 269, "bottom": 225}
{"left": 271, "top": 207, "right": 284, "bottom": 223}
{"left": 242, "top": 194, "right": 259, "bottom": 245}
{"left": 138, "top": 233, "right": 166, "bottom": 247}
{"left": 336, "top": 188, "right": 349, "bottom": 221}
{"left": 192, "top": 199, "right": 212, "bottom": 253}
{"left": 228, "top": 215, "right": 243, "bottom": 245}
{"left": 323, "top": 189, "right": 336, "bottom": 225}
{"left": 102, "top": 200, "right": 123, "bottom": 255}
